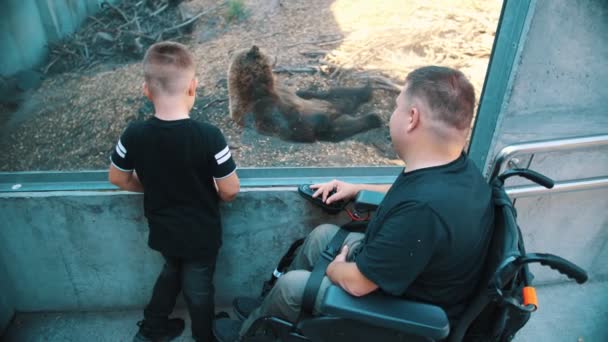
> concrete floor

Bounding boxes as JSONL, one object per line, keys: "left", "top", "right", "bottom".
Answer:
{"left": 3, "top": 281, "right": 607, "bottom": 342}
{"left": 516, "top": 280, "right": 608, "bottom": 342}
{"left": 2, "top": 308, "right": 199, "bottom": 342}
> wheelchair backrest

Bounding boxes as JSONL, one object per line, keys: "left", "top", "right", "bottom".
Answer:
{"left": 449, "top": 179, "right": 529, "bottom": 342}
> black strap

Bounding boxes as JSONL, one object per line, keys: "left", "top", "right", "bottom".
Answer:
{"left": 262, "top": 221, "right": 370, "bottom": 298}
{"left": 261, "top": 238, "right": 306, "bottom": 297}
{"left": 300, "top": 228, "right": 350, "bottom": 317}
{"left": 340, "top": 220, "right": 369, "bottom": 233}
{"left": 278, "top": 238, "right": 307, "bottom": 270}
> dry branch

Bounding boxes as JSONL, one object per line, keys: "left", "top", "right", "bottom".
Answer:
{"left": 87, "top": 15, "right": 108, "bottom": 28}
{"left": 150, "top": 4, "right": 169, "bottom": 17}
{"left": 45, "top": 0, "right": 227, "bottom": 75}
{"left": 356, "top": 75, "right": 403, "bottom": 93}
{"left": 300, "top": 50, "right": 328, "bottom": 58}
{"left": 163, "top": 2, "right": 226, "bottom": 33}
{"left": 104, "top": 2, "right": 130, "bottom": 23}
{"left": 202, "top": 98, "right": 227, "bottom": 110}
{"left": 285, "top": 36, "right": 344, "bottom": 48}
{"left": 272, "top": 66, "right": 320, "bottom": 74}
{"left": 43, "top": 57, "right": 60, "bottom": 74}
{"left": 316, "top": 38, "right": 344, "bottom": 46}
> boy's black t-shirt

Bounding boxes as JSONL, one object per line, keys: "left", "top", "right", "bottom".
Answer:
{"left": 355, "top": 154, "right": 494, "bottom": 321}
{"left": 111, "top": 117, "right": 236, "bottom": 260}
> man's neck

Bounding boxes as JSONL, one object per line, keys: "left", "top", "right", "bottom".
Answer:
{"left": 402, "top": 144, "right": 463, "bottom": 173}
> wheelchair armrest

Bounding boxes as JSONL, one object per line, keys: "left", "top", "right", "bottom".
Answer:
{"left": 320, "top": 285, "right": 450, "bottom": 340}
{"left": 354, "top": 191, "right": 385, "bottom": 212}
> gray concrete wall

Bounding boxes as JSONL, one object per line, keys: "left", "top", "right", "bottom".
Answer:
{"left": 483, "top": 0, "right": 608, "bottom": 283}
{"left": 0, "top": 190, "right": 342, "bottom": 312}
{"left": 0, "top": 0, "right": 115, "bottom": 76}
{"left": 516, "top": 188, "right": 608, "bottom": 284}
{"left": 485, "top": 0, "right": 608, "bottom": 160}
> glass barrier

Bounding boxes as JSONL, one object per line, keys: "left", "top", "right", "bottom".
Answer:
{"left": 0, "top": 0, "right": 502, "bottom": 171}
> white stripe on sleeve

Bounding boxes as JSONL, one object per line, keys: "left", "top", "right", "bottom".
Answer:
{"left": 214, "top": 146, "right": 229, "bottom": 160}
{"left": 216, "top": 150, "right": 232, "bottom": 165}
{"left": 117, "top": 139, "right": 127, "bottom": 154}
{"left": 115, "top": 145, "right": 125, "bottom": 158}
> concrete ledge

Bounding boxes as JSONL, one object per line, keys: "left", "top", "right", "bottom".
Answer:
{"left": 0, "top": 189, "right": 344, "bottom": 312}
{"left": 0, "top": 167, "right": 402, "bottom": 192}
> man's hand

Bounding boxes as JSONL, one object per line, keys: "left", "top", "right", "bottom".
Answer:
{"left": 334, "top": 245, "right": 349, "bottom": 263}
{"left": 311, "top": 180, "right": 359, "bottom": 204}
{"left": 326, "top": 244, "right": 378, "bottom": 297}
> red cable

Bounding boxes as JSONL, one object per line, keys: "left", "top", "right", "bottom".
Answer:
{"left": 346, "top": 208, "right": 370, "bottom": 221}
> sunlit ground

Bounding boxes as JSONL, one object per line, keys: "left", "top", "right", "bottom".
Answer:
{"left": 328, "top": 0, "right": 502, "bottom": 98}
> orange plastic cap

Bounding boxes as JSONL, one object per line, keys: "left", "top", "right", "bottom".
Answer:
{"left": 523, "top": 286, "right": 538, "bottom": 310}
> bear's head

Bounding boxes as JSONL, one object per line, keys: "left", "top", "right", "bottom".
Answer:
{"left": 228, "top": 46, "right": 277, "bottom": 123}
{"left": 229, "top": 45, "right": 275, "bottom": 99}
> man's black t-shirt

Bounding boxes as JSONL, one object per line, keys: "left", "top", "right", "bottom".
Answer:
{"left": 111, "top": 117, "right": 236, "bottom": 260}
{"left": 355, "top": 154, "right": 494, "bottom": 321}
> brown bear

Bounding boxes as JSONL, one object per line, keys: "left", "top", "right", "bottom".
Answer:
{"left": 227, "top": 46, "right": 382, "bottom": 142}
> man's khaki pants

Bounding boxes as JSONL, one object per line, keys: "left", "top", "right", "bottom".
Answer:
{"left": 239, "top": 224, "right": 365, "bottom": 336}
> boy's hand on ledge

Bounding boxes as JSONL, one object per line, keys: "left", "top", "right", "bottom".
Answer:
{"left": 108, "top": 164, "right": 144, "bottom": 193}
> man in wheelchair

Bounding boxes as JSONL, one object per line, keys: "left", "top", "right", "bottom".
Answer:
{"left": 213, "top": 66, "right": 496, "bottom": 342}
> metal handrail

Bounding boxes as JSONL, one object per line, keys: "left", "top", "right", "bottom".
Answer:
{"left": 506, "top": 176, "right": 608, "bottom": 198}
{"left": 489, "top": 134, "right": 608, "bottom": 198}
{"left": 489, "top": 134, "right": 608, "bottom": 181}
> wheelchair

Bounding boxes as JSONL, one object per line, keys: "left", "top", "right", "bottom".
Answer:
{"left": 239, "top": 168, "right": 589, "bottom": 342}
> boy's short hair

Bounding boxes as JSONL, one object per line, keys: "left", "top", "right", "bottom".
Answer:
{"left": 143, "top": 41, "right": 195, "bottom": 97}
{"left": 405, "top": 66, "right": 475, "bottom": 131}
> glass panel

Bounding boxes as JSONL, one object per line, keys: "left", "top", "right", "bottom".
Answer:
{"left": 0, "top": 0, "right": 502, "bottom": 171}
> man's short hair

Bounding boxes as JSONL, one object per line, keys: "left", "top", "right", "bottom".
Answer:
{"left": 143, "top": 41, "right": 195, "bottom": 96}
{"left": 405, "top": 66, "right": 475, "bottom": 131}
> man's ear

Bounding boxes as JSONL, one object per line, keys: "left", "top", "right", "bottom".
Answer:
{"left": 407, "top": 107, "right": 420, "bottom": 132}
{"left": 187, "top": 78, "right": 198, "bottom": 96}
{"left": 143, "top": 82, "right": 152, "bottom": 100}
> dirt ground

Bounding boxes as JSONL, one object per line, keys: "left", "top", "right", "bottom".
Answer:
{"left": 0, "top": 0, "right": 502, "bottom": 171}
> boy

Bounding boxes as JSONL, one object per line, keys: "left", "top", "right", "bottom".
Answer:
{"left": 109, "top": 41, "right": 240, "bottom": 342}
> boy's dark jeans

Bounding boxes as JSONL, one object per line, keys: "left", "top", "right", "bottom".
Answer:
{"left": 144, "top": 253, "right": 217, "bottom": 341}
